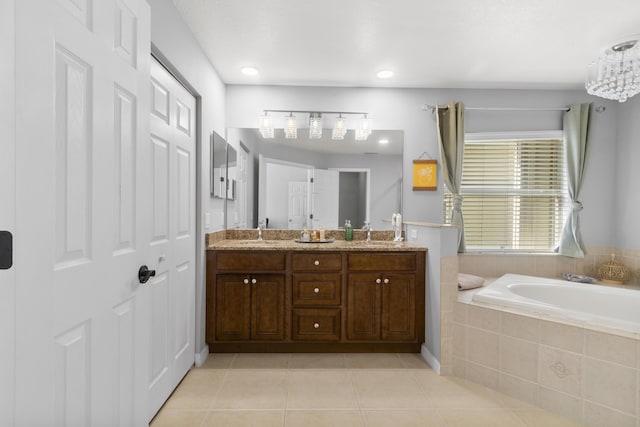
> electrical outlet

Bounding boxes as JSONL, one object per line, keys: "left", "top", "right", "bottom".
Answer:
{"left": 410, "top": 229, "right": 418, "bottom": 239}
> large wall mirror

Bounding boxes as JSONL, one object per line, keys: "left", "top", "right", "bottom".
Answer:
{"left": 225, "top": 128, "right": 404, "bottom": 231}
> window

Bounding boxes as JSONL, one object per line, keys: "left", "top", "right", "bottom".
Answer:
{"left": 444, "top": 132, "right": 567, "bottom": 252}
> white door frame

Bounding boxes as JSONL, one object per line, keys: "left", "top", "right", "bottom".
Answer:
{"left": 331, "top": 168, "right": 371, "bottom": 223}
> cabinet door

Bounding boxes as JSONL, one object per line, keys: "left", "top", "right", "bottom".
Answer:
{"left": 216, "top": 274, "right": 251, "bottom": 340}
{"left": 251, "top": 274, "right": 285, "bottom": 340}
{"left": 381, "top": 273, "right": 416, "bottom": 341}
{"left": 347, "top": 273, "right": 381, "bottom": 340}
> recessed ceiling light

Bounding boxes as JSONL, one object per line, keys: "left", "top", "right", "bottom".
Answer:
{"left": 241, "top": 66, "right": 259, "bottom": 76}
{"left": 376, "top": 70, "right": 394, "bottom": 79}
{"left": 379, "top": 138, "right": 389, "bottom": 144}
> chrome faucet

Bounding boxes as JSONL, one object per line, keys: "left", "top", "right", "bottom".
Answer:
{"left": 257, "top": 219, "right": 265, "bottom": 241}
{"left": 363, "top": 221, "right": 372, "bottom": 242}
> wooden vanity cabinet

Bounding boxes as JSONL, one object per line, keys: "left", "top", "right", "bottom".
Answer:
{"left": 347, "top": 253, "right": 418, "bottom": 342}
{"left": 206, "top": 248, "right": 425, "bottom": 352}
{"left": 215, "top": 273, "right": 285, "bottom": 341}
{"left": 291, "top": 252, "right": 342, "bottom": 342}
{"left": 207, "top": 251, "right": 286, "bottom": 343}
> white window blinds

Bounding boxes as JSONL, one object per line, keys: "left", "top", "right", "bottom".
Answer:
{"left": 444, "top": 133, "right": 567, "bottom": 252}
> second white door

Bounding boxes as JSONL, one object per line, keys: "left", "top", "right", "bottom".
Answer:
{"left": 148, "top": 57, "right": 197, "bottom": 419}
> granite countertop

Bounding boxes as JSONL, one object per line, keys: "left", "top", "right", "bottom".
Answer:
{"left": 208, "top": 239, "right": 426, "bottom": 252}
{"left": 206, "top": 229, "right": 426, "bottom": 252}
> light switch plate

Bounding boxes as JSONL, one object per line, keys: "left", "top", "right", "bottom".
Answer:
{"left": 204, "top": 212, "right": 211, "bottom": 229}
{"left": 410, "top": 229, "right": 418, "bottom": 239}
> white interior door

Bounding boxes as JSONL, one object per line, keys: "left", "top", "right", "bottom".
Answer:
{"left": 0, "top": 1, "right": 16, "bottom": 425}
{"left": 14, "top": 1, "right": 151, "bottom": 425}
{"left": 237, "top": 146, "right": 249, "bottom": 228}
{"left": 288, "top": 181, "right": 309, "bottom": 229}
{"left": 148, "top": 58, "right": 197, "bottom": 419}
{"left": 312, "top": 169, "right": 340, "bottom": 229}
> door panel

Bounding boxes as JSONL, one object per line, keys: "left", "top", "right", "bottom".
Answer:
{"left": 216, "top": 274, "right": 251, "bottom": 340}
{"left": 148, "top": 57, "right": 197, "bottom": 419}
{"left": 381, "top": 274, "right": 416, "bottom": 341}
{"left": 288, "top": 181, "right": 308, "bottom": 229}
{"left": 15, "top": 1, "right": 151, "bottom": 425}
{"left": 347, "top": 273, "right": 381, "bottom": 340}
{"left": 114, "top": 85, "right": 137, "bottom": 254}
{"left": 251, "top": 275, "right": 285, "bottom": 340}
{"left": 312, "top": 169, "right": 339, "bottom": 229}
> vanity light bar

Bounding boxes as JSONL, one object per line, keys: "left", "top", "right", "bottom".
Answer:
{"left": 258, "top": 109, "right": 373, "bottom": 141}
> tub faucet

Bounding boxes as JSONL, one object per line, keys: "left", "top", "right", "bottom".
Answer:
{"left": 363, "top": 221, "right": 372, "bottom": 242}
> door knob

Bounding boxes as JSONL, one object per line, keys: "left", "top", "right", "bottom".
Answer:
{"left": 138, "top": 265, "right": 156, "bottom": 284}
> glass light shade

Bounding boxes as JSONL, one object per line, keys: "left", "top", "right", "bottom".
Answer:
{"left": 355, "top": 116, "right": 373, "bottom": 141}
{"left": 586, "top": 40, "right": 640, "bottom": 103}
{"left": 332, "top": 116, "right": 347, "bottom": 140}
{"left": 284, "top": 115, "right": 297, "bottom": 139}
{"left": 309, "top": 113, "right": 322, "bottom": 139}
{"left": 258, "top": 114, "right": 274, "bottom": 138}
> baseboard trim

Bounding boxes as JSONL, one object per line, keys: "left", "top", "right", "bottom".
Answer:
{"left": 194, "top": 345, "right": 209, "bottom": 367}
{"left": 421, "top": 344, "right": 440, "bottom": 374}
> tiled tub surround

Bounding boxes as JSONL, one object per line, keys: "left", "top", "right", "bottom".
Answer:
{"left": 458, "top": 246, "right": 640, "bottom": 287}
{"left": 453, "top": 300, "right": 640, "bottom": 427}
{"left": 451, "top": 247, "right": 640, "bottom": 427}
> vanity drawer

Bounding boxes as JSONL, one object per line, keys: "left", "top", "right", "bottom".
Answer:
{"left": 215, "top": 251, "right": 286, "bottom": 271}
{"left": 348, "top": 253, "right": 416, "bottom": 271}
{"left": 291, "top": 252, "right": 342, "bottom": 271}
{"left": 292, "top": 273, "right": 341, "bottom": 306}
{"left": 292, "top": 308, "right": 341, "bottom": 341}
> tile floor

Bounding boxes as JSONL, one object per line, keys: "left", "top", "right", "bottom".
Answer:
{"left": 150, "top": 353, "right": 583, "bottom": 427}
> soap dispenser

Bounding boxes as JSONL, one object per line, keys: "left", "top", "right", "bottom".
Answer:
{"left": 344, "top": 219, "right": 353, "bottom": 241}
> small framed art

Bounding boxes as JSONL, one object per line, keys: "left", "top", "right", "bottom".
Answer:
{"left": 412, "top": 159, "right": 437, "bottom": 191}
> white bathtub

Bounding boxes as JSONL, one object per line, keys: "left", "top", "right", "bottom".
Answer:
{"left": 472, "top": 273, "right": 640, "bottom": 334}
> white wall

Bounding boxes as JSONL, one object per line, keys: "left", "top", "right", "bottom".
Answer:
{"left": 614, "top": 96, "right": 640, "bottom": 250}
{"left": 149, "top": 0, "right": 226, "bottom": 358}
{"left": 226, "top": 85, "right": 619, "bottom": 249}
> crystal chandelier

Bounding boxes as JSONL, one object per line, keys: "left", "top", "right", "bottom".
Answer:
{"left": 586, "top": 39, "right": 640, "bottom": 103}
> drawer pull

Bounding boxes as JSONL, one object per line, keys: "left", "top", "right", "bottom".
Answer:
{"left": 243, "top": 278, "right": 249, "bottom": 285}
{"left": 251, "top": 278, "right": 257, "bottom": 284}
{"left": 313, "top": 322, "right": 320, "bottom": 329}
{"left": 314, "top": 260, "right": 320, "bottom": 266}
{"left": 375, "top": 278, "right": 381, "bottom": 284}
{"left": 314, "top": 287, "right": 320, "bottom": 294}
{"left": 383, "top": 278, "right": 390, "bottom": 284}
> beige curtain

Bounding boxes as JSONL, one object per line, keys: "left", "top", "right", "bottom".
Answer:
{"left": 437, "top": 101, "right": 466, "bottom": 252}
{"left": 556, "top": 103, "right": 592, "bottom": 258}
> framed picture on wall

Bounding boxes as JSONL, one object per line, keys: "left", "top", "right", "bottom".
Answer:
{"left": 412, "top": 159, "right": 437, "bottom": 191}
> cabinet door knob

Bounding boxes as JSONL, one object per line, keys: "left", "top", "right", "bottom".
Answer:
{"left": 243, "top": 278, "right": 249, "bottom": 285}
{"left": 375, "top": 278, "right": 381, "bottom": 284}
{"left": 314, "top": 287, "right": 320, "bottom": 294}
{"left": 314, "top": 260, "right": 320, "bottom": 266}
{"left": 251, "top": 278, "right": 257, "bottom": 284}
{"left": 383, "top": 278, "right": 390, "bottom": 284}
{"left": 313, "top": 322, "right": 320, "bottom": 329}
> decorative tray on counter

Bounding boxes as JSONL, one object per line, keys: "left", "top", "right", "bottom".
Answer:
{"left": 294, "top": 239, "right": 335, "bottom": 244}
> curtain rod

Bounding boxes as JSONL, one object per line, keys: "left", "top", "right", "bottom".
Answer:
{"left": 422, "top": 104, "right": 570, "bottom": 113}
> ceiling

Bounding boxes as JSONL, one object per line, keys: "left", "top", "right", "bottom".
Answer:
{"left": 171, "top": 0, "right": 640, "bottom": 90}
